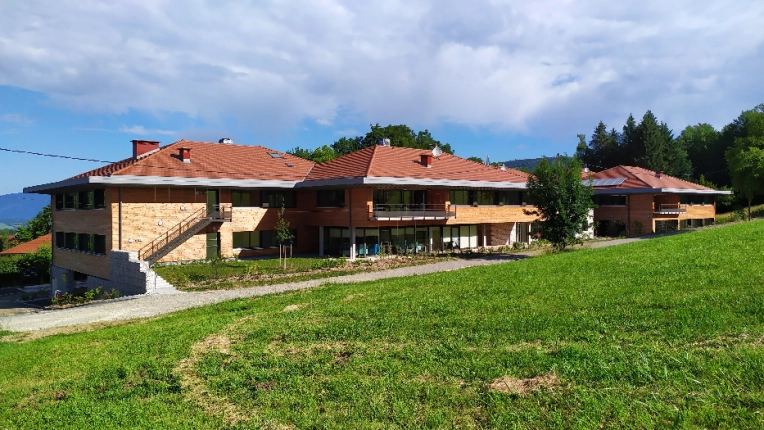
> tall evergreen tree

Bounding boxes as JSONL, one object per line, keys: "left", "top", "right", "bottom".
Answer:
{"left": 621, "top": 114, "right": 638, "bottom": 163}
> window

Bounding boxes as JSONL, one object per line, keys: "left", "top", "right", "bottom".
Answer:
{"left": 78, "top": 233, "right": 93, "bottom": 252}
{"left": 681, "top": 194, "right": 715, "bottom": 205}
{"left": 262, "top": 190, "right": 296, "bottom": 208}
{"left": 94, "top": 235, "right": 106, "bottom": 254}
{"left": 232, "top": 191, "right": 257, "bottom": 207}
{"left": 94, "top": 190, "right": 106, "bottom": 209}
{"left": 65, "top": 232, "right": 77, "bottom": 249}
{"left": 64, "top": 193, "right": 77, "bottom": 209}
{"left": 55, "top": 231, "right": 65, "bottom": 248}
{"left": 449, "top": 190, "right": 470, "bottom": 205}
{"left": 78, "top": 191, "right": 93, "bottom": 209}
{"left": 317, "top": 190, "right": 345, "bottom": 207}
{"left": 232, "top": 231, "right": 261, "bottom": 249}
{"left": 267, "top": 152, "right": 284, "bottom": 158}
{"left": 55, "top": 194, "right": 64, "bottom": 210}
{"left": 475, "top": 190, "right": 495, "bottom": 205}
{"left": 497, "top": 191, "right": 523, "bottom": 205}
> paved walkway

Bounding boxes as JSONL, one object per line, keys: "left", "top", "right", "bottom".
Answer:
{"left": 0, "top": 231, "right": 688, "bottom": 333}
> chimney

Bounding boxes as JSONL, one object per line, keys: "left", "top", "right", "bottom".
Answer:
{"left": 178, "top": 147, "right": 192, "bottom": 163}
{"left": 656, "top": 170, "right": 662, "bottom": 179}
{"left": 420, "top": 154, "right": 433, "bottom": 168}
{"left": 132, "top": 140, "right": 160, "bottom": 159}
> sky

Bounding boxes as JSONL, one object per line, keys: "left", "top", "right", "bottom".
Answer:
{"left": 1, "top": 0, "right": 763, "bottom": 195}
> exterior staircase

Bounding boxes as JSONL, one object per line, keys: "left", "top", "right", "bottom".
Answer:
{"left": 138, "top": 206, "right": 232, "bottom": 265}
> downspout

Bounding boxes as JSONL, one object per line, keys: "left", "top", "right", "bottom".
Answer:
{"left": 119, "top": 187, "right": 123, "bottom": 250}
{"left": 627, "top": 194, "right": 630, "bottom": 236}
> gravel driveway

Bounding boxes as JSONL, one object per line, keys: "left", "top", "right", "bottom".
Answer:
{"left": 1, "top": 254, "right": 530, "bottom": 333}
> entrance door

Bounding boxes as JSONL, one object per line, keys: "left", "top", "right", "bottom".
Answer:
{"left": 206, "top": 232, "right": 219, "bottom": 259}
{"left": 207, "top": 189, "right": 220, "bottom": 218}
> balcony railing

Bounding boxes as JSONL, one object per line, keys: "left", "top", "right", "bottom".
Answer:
{"left": 138, "top": 205, "right": 232, "bottom": 261}
{"left": 370, "top": 203, "right": 455, "bottom": 220}
{"left": 654, "top": 203, "right": 687, "bottom": 214}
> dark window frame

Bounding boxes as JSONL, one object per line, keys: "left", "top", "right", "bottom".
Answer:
{"left": 316, "top": 190, "right": 345, "bottom": 208}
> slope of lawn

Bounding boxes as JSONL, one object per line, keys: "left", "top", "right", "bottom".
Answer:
{"left": 2, "top": 221, "right": 764, "bottom": 428}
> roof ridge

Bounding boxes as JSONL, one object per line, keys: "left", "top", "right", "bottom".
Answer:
{"left": 365, "top": 145, "right": 377, "bottom": 177}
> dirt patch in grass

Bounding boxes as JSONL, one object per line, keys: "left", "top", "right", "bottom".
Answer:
{"left": 282, "top": 304, "right": 307, "bottom": 312}
{"left": 486, "top": 373, "right": 561, "bottom": 396}
{"left": 342, "top": 293, "right": 365, "bottom": 301}
{"left": 173, "top": 316, "right": 256, "bottom": 426}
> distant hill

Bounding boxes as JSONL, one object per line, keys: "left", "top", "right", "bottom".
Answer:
{"left": 0, "top": 193, "right": 49, "bottom": 226}
{"left": 502, "top": 157, "right": 557, "bottom": 171}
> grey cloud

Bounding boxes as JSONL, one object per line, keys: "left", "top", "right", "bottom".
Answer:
{"left": 0, "top": 0, "right": 763, "bottom": 141}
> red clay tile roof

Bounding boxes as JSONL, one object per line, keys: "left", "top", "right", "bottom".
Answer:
{"left": 306, "top": 146, "right": 530, "bottom": 183}
{"left": 591, "top": 166, "right": 714, "bottom": 191}
{"left": 69, "top": 140, "right": 314, "bottom": 182}
{"left": 0, "top": 234, "right": 51, "bottom": 255}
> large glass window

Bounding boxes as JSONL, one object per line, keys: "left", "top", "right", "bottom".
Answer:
{"left": 55, "top": 231, "right": 65, "bottom": 248}
{"left": 449, "top": 190, "right": 470, "bottom": 205}
{"left": 317, "top": 190, "right": 345, "bottom": 207}
{"left": 262, "top": 190, "right": 296, "bottom": 208}
{"left": 232, "top": 191, "right": 259, "bottom": 207}
{"left": 55, "top": 194, "right": 64, "bottom": 210}
{"left": 232, "top": 231, "right": 261, "bottom": 248}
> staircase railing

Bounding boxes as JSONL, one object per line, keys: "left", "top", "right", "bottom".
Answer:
{"left": 137, "top": 206, "right": 232, "bottom": 261}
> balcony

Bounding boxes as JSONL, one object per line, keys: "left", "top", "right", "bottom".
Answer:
{"left": 654, "top": 203, "right": 687, "bottom": 215}
{"left": 370, "top": 203, "right": 455, "bottom": 221}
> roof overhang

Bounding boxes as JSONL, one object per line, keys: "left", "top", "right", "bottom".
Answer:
{"left": 593, "top": 187, "right": 733, "bottom": 195}
{"left": 299, "top": 176, "right": 527, "bottom": 189}
{"left": 24, "top": 175, "right": 299, "bottom": 194}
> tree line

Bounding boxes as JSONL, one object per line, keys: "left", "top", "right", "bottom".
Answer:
{"left": 288, "top": 124, "right": 454, "bottom": 162}
{"left": 575, "top": 105, "right": 764, "bottom": 213}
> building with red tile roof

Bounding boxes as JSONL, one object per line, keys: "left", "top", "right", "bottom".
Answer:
{"left": 24, "top": 139, "right": 539, "bottom": 296}
{"left": 587, "top": 165, "right": 731, "bottom": 235}
{"left": 0, "top": 234, "right": 51, "bottom": 255}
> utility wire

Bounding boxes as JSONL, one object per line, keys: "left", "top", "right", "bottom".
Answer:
{"left": 0, "top": 147, "right": 114, "bottom": 164}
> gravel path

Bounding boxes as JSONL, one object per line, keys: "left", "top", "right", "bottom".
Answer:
{"left": 0, "top": 254, "right": 531, "bottom": 333}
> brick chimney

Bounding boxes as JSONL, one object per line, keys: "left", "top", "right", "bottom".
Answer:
{"left": 420, "top": 154, "right": 433, "bottom": 168}
{"left": 178, "top": 147, "right": 191, "bottom": 163}
{"left": 132, "top": 140, "right": 160, "bottom": 159}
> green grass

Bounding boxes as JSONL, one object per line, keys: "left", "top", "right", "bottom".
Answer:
{"left": 3, "top": 221, "right": 764, "bottom": 428}
{"left": 716, "top": 203, "right": 764, "bottom": 223}
{"left": 154, "top": 255, "right": 444, "bottom": 291}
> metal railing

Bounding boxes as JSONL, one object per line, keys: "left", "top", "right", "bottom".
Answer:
{"left": 138, "top": 205, "right": 232, "bottom": 261}
{"left": 655, "top": 203, "right": 687, "bottom": 213}
{"left": 370, "top": 203, "right": 455, "bottom": 219}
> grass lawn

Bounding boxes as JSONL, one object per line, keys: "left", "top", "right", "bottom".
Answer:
{"left": 2, "top": 221, "right": 764, "bottom": 428}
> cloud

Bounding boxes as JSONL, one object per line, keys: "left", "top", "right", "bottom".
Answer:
{"left": 1, "top": 113, "right": 34, "bottom": 126}
{"left": 117, "top": 125, "right": 177, "bottom": 136}
{"left": 0, "top": 0, "right": 763, "bottom": 141}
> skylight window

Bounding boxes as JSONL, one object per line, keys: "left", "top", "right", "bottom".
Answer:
{"left": 268, "top": 152, "right": 284, "bottom": 158}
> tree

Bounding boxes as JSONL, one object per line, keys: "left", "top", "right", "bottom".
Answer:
{"left": 15, "top": 205, "right": 52, "bottom": 243}
{"left": 526, "top": 156, "right": 595, "bottom": 251}
{"left": 677, "top": 123, "right": 723, "bottom": 182}
{"left": 287, "top": 145, "right": 340, "bottom": 163}
{"left": 726, "top": 104, "right": 764, "bottom": 220}
{"left": 275, "top": 206, "right": 294, "bottom": 269}
{"left": 466, "top": 156, "right": 484, "bottom": 163}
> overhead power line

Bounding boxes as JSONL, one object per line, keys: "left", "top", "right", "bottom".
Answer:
{"left": 0, "top": 147, "right": 114, "bottom": 163}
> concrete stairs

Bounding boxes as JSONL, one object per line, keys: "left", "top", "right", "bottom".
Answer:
{"left": 146, "top": 269, "right": 181, "bottom": 295}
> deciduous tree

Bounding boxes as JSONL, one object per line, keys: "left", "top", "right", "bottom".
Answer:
{"left": 726, "top": 105, "right": 764, "bottom": 220}
{"left": 526, "top": 156, "right": 595, "bottom": 251}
